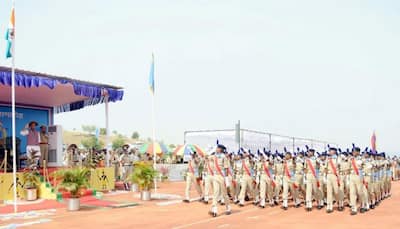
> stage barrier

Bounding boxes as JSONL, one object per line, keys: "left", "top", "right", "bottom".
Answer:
{"left": 0, "top": 167, "right": 115, "bottom": 200}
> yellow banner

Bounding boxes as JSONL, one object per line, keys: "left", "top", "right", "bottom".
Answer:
{"left": 0, "top": 173, "right": 25, "bottom": 200}
{"left": 89, "top": 167, "right": 115, "bottom": 191}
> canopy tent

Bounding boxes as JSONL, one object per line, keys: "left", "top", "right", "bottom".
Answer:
{"left": 0, "top": 66, "right": 124, "bottom": 113}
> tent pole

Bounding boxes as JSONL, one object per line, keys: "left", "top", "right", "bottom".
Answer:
{"left": 105, "top": 94, "right": 110, "bottom": 167}
{"left": 11, "top": 0, "right": 18, "bottom": 214}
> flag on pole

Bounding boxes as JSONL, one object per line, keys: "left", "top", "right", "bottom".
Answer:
{"left": 371, "top": 131, "right": 376, "bottom": 153}
{"left": 149, "top": 53, "right": 155, "bottom": 94}
{"left": 5, "top": 5, "right": 15, "bottom": 59}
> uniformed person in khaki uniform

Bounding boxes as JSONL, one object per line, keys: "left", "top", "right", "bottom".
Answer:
{"left": 282, "top": 152, "right": 297, "bottom": 210}
{"left": 183, "top": 151, "right": 203, "bottom": 202}
{"left": 304, "top": 149, "right": 322, "bottom": 211}
{"left": 325, "top": 147, "right": 343, "bottom": 213}
{"left": 119, "top": 145, "right": 132, "bottom": 190}
{"left": 338, "top": 151, "right": 350, "bottom": 209}
{"left": 273, "top": 152, "right": 284, "bottom": 206}
{"left": 258, "top": 152, "right": 275, "bottom": 208}
{"left": 232, "top": 152, "right": 242, "bottom": 204}
{"left": 362, "top": 151, "right": 376, "bottom": 210}
{"left": 209, "top": 144, "right": 231, "bottom": 217}
{"left": 202, "top": 155, "right": 214, "bottom": 204}
{"left": 238, "top": 150, "right": 255, "bottom": 206}
{"left": 349, "top": 147, "right": 367, "bottom": 215}
{"left": 294, "top": 151, "right": 305, "bottom": 208}
{"left": 39, "top": 125, "right": 49, "bottom": 168}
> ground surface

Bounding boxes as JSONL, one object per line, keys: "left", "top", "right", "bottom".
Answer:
{"left": 1, "top": 181, "right": 400, "bottom": 229}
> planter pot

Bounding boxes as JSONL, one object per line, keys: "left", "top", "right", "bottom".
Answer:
{"left": 67, "top": 198, "right": 80, "bottom": 211}
{"left": 25, "top": 188, "right": 37, "bottom": 201}
{"left": 140, "top": 191, "right": 151, "bottom": 201}
{"left": 131, "top": 183, "right": 139, "bottom": 192}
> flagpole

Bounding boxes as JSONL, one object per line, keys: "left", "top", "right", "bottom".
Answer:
{"left": 152, "top": 90, "right": 157, "bottom": 193}
{"left": 151, "top": 53, "right": 157, "bottom": 194}
{"left": 11, "top": 0, "right": 18, "bottom": 214}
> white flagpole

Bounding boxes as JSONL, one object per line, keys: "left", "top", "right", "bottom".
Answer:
{"left": 11, "top": 0, "right": 18, "bottom": 214}
{"left": 151, "top": 53, "right": 157, "bottom": 194}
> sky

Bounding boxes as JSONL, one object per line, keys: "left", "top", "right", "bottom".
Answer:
{"left": 0, "top": 0, "right": 399, "bottom": 152}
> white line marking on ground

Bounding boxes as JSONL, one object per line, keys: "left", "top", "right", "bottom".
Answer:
{"left": 217, "top": 224, "right": 230, "bottom": 228}
{"left": 247, "top": 215, "right": 259, "bottom": 220}
{"left": 157, "top": 200, "right": 183, "bottom": 206}
{"left": 172, "top": 208, "right": 259, "bottom": 229}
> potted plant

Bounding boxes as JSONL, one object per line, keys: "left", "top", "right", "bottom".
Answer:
{"left": 22, "top": 170, "right": 40, "bottom": 201}
{"left": 130, "top": 162, "right": 158, "bottom": 201}
{"left": 159, "top": 166, "right": 169, "bottom": 182}
{"left": 55, "top": 168, "right": 90, "bottom": 211}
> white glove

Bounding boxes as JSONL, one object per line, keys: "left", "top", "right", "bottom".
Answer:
{"left": 224, "top": 177, "right": 230, "bottom": 187}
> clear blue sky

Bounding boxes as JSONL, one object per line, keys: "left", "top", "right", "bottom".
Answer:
{"left": 0, "top": 0, "right": 399, "bottom": 152}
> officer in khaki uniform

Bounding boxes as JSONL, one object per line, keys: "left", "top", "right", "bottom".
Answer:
{"left": 294, "top": 151, "right": 305, "bottom": 207}
{"left": 209, "top": 144, "right": 231, "bottom": 217}
{"left": 362, "top": 151, "right": 376, "bottom": 209}
{"left": 325, "top": 147, "right": 343, "bottom": 213}
{"left": 232, "top": 153, "right": 242, "bottom": 204}
{"left": 349, "top": 147, "right": 367, "bottom": 215}
{"left": 258, "top": 152, "right": 275, "bottom": 208}
{"left": 183, "top": 152, "right": 203, "bottom": 202}
{"left": 238, "top": 150, "right": 255, "bottom": 206}
{"left": 273, "top": 152, "right": 284, "bottom": 206}
{"left": 282, "top": 152, "right": 297, "bottom": 210}
{"left": 317, "top": 152, "right": 327, "bottom": 209}
{"left": 39, "top": 125, "right": 49, "bottom": 167}
{"left": 202, "top": 155, "right": 214, "bottom": 204}
{"left": 382, "top": 153, "right": 392, "bottom": 198}
{"left": 304, "top": 149, "right": 322, "bottom": 211}
{"left": 338, "top": 151, "right": 350, "bottom": 208}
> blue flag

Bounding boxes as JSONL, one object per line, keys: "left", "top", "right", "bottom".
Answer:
{"left": 149, "top": 53, "right": 155, "bottom": 94}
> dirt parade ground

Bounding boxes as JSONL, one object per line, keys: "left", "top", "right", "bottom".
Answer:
{"left": 1, "top": 181, "right": 400, "bottom": 229}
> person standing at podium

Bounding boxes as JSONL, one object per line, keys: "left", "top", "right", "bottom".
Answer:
{"left": 39, "top": 125, "right": 49, "bottom": 167}
{"left": 20, "top": 121, "right": 41, "bottom": 168}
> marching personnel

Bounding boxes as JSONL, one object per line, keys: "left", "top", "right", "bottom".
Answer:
{"left": 238, "top": 149, "right": 256, "bottom": 206}
{"left": 258, "top": 152, "right": 275, "bottom": 208}
{"left": 294, "top": 151, "right": 305, "bottom": 208}
{"left": 382, "top": 153, "right": 391, "bottom": 198}
{"left": 232, "top": 152, "right": 243, "bottom": 204}
{"left": 349, "top": 147, "right": 367, "bottom": 215}
{"left": 183, "top": 152, "right": 204, "bottom": 203}
{"left": 338, "top": 151, "right": 350, "bottom": 208}
{"left": 209, "top": 144, "right": 231, "bottom": 217}
{"left": 317, "top": 152, "right": 328, "bottom": 208}
{"left": 273, "top": 152, "right": 284, "bottom": 206}
{"left": 304, "top": 149, "right": 322, "bottom": 211}
{"left": 203, "top": 155, "right": 214, "bottom": 204}
{"left": 363, "top": 151, "right": 376, "bottom": 209}
{"left": 325, "top": 147, "right": 343, "bottom": 213}
{"left": 282, "top": 152, "right": 298, "bottom": 210}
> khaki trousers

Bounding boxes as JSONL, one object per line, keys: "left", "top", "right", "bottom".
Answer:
{"left": 39, "top": 144, "right": 49, "bottom": 167}
{"left": 274, "top": 175, "right": 283, "bottom": 202}
{"left": 238, "top": 174, "right": 254, "bottom": 203}
{"left": 349, "top": 174, "right": 365, "bottom": 211}
{"left": 305, "top": 173, "right": 321, "bottom": 207}
{"left": 282, "top": 175, "right": 297, "bottom": 207}
{"left": 326, "top": 174, "right": 341, "bottom": 210}
{"left": 212, "top": 175, "right": 230, "bottom": 207}
{"left": 259, "top": 174, "right": 274, "bottom": 205}
{"left": 203, "top": 174, "right": 213, "bottom": 201}
{"left": 185, "top": 172, "right": 203, "bottom": 199}
{"left": 363, "top": 176, "right": 374, "bottom": 204}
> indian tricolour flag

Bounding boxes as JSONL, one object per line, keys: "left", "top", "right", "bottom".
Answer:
{"left": 5, "top": 5, "right": 15, "bottom": 59}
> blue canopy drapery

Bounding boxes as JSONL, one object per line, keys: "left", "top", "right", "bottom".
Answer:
{"left": 0, "top": 67, "right": 124, "bottom": 113}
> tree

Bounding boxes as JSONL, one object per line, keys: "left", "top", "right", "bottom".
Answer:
{"left": 169, "top": 144, "right": 176, "bottom": 149}
{"left": 82, "top": 125, "right": 96, "bottom": 135}
{"left": 100, "top": 128, "right": 107, "bottom": 135}
{"left": 112, "top": 130, "right": 118, "bottom": 135}
{"left": 131, "top": 131, "right": 140, "bottom": 139}
{"left": 81, "top": 136, "right": 104, "bottom": 150}
{"left": 112, "top": 134, "right": 125, "bottom": 150}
